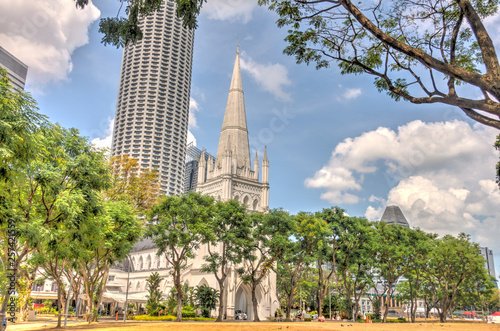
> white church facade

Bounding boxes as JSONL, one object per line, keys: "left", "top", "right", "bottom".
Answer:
{"left": 103, "top": 50, "right": 278, "bottom": 320}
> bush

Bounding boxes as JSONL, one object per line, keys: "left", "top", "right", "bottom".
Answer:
{"left": 304, "top": 317, "right": 312, "bottom": 322}
{"left": 133, "top": 315, "right": 215, "bottom": 321}
{"left": 284, "top": 318, "right": 292, "bottom": 322}
{"left": 397, "top": 317, "right": 406, "bottom": 322}
{"left": 181, "top": 305, "right": 196, "bottom": 318}
{"left": 309, "top": 310, "right": 318, "bottom": 315}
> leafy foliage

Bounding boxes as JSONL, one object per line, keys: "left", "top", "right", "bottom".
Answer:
{"left": 194, "top": 284, "right": 219, "bottom": 318}
{"left": 147, "top": 191, "right": 215, "bottom": 321}
{"left": 259, "top": 0, "right": 500, "bottom": 129}
{"left": 105, "top": 154, "right": 160, "bottom": 214}
{"left": 146, "top": 272, "right": 164, "bottom": 316}
{"left": 74, "top": 0, "right": 206, "bottom": 47}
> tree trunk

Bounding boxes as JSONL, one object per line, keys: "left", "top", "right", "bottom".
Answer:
{"left": 175, "top": 269, "right": 183, "bottom": 322}
{"left": 351, "top": 303, "right": 357, "bottom": 322}
{"left": 1, "top": 248, "right": 27, "bottom": 314}
{"left": 286, "top": 291, "right": 293, "bottom": 319}
{"left": 19, "top": 275, "right": 35, "bottom": 321}
{"left": 251, "top": 282, "right": 259, "bottom": 321}
{"left": 56, "top": 286, "right": 63, "bottom": 328}
{"left": 382, "top": 295, "right": 389, "bottom": 322}
{"left": 318, "top": 294, "right": 323, "bottom": 318}
{"left": 216, "top": 281, "right": 225, "bottom": 322}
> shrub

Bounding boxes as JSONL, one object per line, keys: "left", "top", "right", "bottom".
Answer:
{"left": 304, "top": 317, "right": 312, "bottom": 322}
{"left": 181, "top": 305, "right": 196, "bottom": 318}
{"left": 133, "top": 315, "right": 215, "bottom": 321}
{"left": 284, "top": 318, "right": 292, "bottom": 322}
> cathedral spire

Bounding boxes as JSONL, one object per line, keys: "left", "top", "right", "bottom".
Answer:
{"left": 216, "top": 47, "right": 251, "bottom": 169}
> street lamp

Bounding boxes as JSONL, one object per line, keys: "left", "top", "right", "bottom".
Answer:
{"left": 123, "top": 255, "right": 133, "bottom": 323}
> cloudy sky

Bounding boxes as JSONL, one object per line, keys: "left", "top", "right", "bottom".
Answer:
{"left": 1, "top": 0, "right": 499, "bottom": 279}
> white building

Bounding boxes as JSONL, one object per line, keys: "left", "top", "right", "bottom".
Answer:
{"left": 111, "top": 0, "right": 194, "bottom": 195}
{"left": 103, "top": 50, "right": 278, "bottom": 320}
{"left": 196, "top": 49, "right": 269, "bottom": 212}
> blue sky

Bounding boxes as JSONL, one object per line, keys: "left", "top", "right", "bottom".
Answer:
{"left": 1, "top": 0, "right": 499, "bottom": 279}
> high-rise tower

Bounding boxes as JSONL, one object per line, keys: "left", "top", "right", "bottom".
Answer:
{"left": 111, "top": 0, "right": 194, "bottom": 195}
{"left": 197, "top": 49, "right": 269, "bottom": 212}
{"left": 0, "top": 46, "right": 28, "bottom": 91}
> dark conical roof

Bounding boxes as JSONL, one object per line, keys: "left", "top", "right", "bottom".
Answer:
{"left": 380, "top": 205, "right": 410, "bottom": 227}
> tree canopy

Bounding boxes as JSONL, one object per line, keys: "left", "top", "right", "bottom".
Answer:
{"left": 258, "top": 0, "right": 500, "bottom": 129}
{"left": 81, "top": 0, "right": 500, "bottom": 130}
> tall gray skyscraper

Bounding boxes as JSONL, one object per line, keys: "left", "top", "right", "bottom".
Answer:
{"left": 0, "top": 46, "right": 28, "bottom": 91}
{"left": 479, "top": 247, "right": 496, "bottom": 280}
{"left": 111, "top": 0, "right": 194, "bottom": 195}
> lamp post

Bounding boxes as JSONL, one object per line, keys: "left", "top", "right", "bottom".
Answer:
{"left": 63, "top": 273, "right": 74, "bottom": 327}
{"left": 123, "top": 255, "right": 132, "bottom": 323}
{"left": 329, "top": 286, "right": 331, "bottom": 320}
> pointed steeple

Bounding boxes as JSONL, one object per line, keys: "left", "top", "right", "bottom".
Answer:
{"left": 216, "top": 47, "right": 251, "bottom": 169}
{"left": 197, "top": 148, "right": 206, "bottom": 184}
{"left": 263, "top": 146, "right": 269, "bottom": 164}
{"left": 254, "top": 151, "right": 259, "bottom": 180}
{"left": 262, "top": 146, "right": 269, "bottom": 184}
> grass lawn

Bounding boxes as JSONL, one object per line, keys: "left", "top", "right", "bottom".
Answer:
{"left": 8, "top": 320, "right": 500, "bottom": 331}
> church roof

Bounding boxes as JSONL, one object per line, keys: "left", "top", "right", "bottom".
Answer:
{"left": 380, "top": 205, "right": 410, "bottom": 227}
{"left": 131, "top": 238, "right": 157, "bottom": 252}
{"left": 215, "top": 48, "right": 251, "bottom": 168}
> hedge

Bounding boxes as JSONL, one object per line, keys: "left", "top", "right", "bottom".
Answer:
{"left": 132, "top": 315, "right": 215, "bottom": 321}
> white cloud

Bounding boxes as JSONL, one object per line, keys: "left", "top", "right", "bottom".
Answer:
{"left": 187, "top": 130, "right": 197, "bottom": 147}
{"left": 306, "top": 119, "right": 500, "bottom": 254}
{"left": 341, "top": 88, "right": 362, "bottom": 101}
{"left": 91, "top": 117, "right": 114, "bottom": 150}
{"left": 484, "top": 12, "right": 500, "bottom": 51}
{"left": 365, "top": 205, "right": 385, "bottom": 221}
{"left": 0, "top": 0, "right": 100, "bottom": 91}
{"left": 240, "top": 53, "right": 292, "bottom": 101}
{"left": 201, "top": 0, "right": 257, "bottom": 23}
{"left": 189, "top": 97, "right": 200, "bottom": 129}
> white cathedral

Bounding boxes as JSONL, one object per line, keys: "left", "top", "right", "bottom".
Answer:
{"left": 103, "top": 50, "right": 278, "bottom": 320}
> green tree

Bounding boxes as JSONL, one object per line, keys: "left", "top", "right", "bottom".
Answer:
{"left": 400, "top": 229, "right": 435, "bottom": 323}
{"left": 422, "top": 233, "right": 490, "bottom": 322}
{"left": 275, "top": 212, "right": 326, "bottom": 319}
{"left": 488, "top": 288, "right": 500, "bottom": 312}
{"left": 240, "top": 209, "right": 293, "bottom": 321}
{"left": 194, "top": 284, "right": 219, "bottom": 318}
{"left": 371, "top": 222, "right": 415, "bottom": 322}
{"left": 314, "top": 207, "right": 347, "bottom": 319}
{"left": 147, "top": 191, "right": 215, "bottom": 322}
{"left": 146, "top": 272, "right": 163, "bottom": 316}
{"left": 0, "top": 68, "right": 49, "bottom": 183}
{"left": 1, "top": 125, "right": 111, "bottom": 314}
{"left": 0, "top": 69, "right": 49, "bottom": 310}
{"left": 201, "top": 199, "right": 253, "bottom": 322}
{"left": 105, "top": 154, "right": 160, "bottom": 214}
{"left": 336, "top": 216, "right": 375, "bottom": 322}
{"left": 77, "top": 200, "right": 142, "bottom": 323}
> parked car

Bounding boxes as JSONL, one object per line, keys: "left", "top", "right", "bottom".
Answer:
{"left": 312, "top": 313, "right": 318, "bottom": 319}
{"left": 235, "top": 310, "right": 247, "bottom": 320}
{"left": 304, "top": 313, "right": 311, "bottom": 319}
